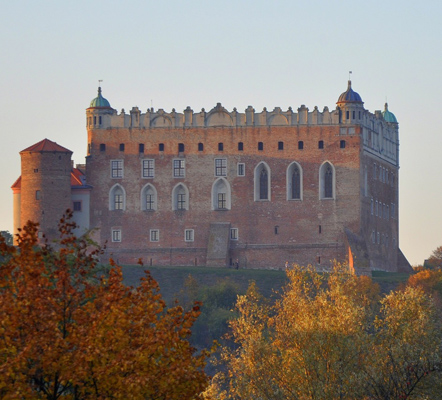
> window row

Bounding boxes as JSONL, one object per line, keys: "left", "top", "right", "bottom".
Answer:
{"left": 370, "top": 198, "right": 396, "bottom": 220}
{"left": 111, "top": 228, "right": 239, "bottom": 243}
{"left": 109, "top": 161, "right": 337, "bottom": 211}
{"left": 102, "top": 140, "right": 347, "bottom": 154}
{"left": 373, "top": 163, "right": 395, "bottom": 187}
{"left": 371, "top": 230, "right": 396, "bottom": 248}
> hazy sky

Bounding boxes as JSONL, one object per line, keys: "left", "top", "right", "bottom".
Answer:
{"left": 1, "top": 0, "right": 441, "bottom": 265}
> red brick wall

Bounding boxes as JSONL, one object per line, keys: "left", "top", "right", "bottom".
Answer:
{"left": 87, "top": 124, "right": 363, "bottom": 269}
{"left": 20, "top": 151, "right": 72, "bottom": 240}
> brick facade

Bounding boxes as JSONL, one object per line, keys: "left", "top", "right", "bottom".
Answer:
{"left": 13, "top": 83, "right": 411, "bottom": 272}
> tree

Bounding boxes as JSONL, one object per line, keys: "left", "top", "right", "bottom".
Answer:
{"left": 424, "top": 245, "right": 442, "bottom": 269}
{"left": 0, "top": 213, "right": 211, "bottom": 399}
{"left": 206, "top": 264, "right": 442, "bottom": 400}
{"left": 0, "top": 230, "right": 12, "bottom": 246}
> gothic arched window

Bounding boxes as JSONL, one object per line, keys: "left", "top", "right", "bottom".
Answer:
{"left": 212, "top": 178, "right": 231, "bottom": 210}
{"left": 319, "top": 162, "right": 335, "bottom": 200}
{"left": 254, "top": 162, "right": 271, "bottom": 201}
{"left": 109, "top": 184, "right": 126, "bottom": 210}
{"left": 141, "top": 184, "right": 157, "bottom": 211}
{"left": 172, "top": 183, "right": 189, "bottom": 211}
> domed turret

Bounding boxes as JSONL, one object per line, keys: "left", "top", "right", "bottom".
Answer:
{"left": 89, "top": 86, "right": 111, "bottom": 108}
{"left": 382, "top": 103, "right": 397, "bottom": 123}
{"left": 337, "top": 80, "right": 363, "bottom": 105}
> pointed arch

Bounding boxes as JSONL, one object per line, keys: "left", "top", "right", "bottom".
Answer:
{"left": 172, "top": 183, "right": 189, "bottom": 211}
{"left": 109, "top": 184, "right": 126, "bottom": 210}
{"left": 211, "top": 178, "right": 231, "bottom": 210}
{"left": 140, "top": 183, "right": 157, "bottom": 211}
{"left": 286, "top": 162, "right": 303, "bottom": 200}
{"left": 319, "top": 161, "right": 336, "bottom": 200}
{"left": 254, "top": 162, "right": 271, "bottom": 201}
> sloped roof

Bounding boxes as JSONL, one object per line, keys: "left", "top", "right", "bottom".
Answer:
{"left": 20, "top": 139, "right": 72, "bottom": 154}
{"left": 11, "top": 169, "right": 90, "bottom": 191}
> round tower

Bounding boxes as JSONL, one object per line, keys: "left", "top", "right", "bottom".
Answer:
{"left": 336, "top": 80, "right": 365, "bottom": 124}
{"left": 19, "top": 139, "right": 73, "bottom": 241}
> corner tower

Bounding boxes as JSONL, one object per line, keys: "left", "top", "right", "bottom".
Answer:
{"left": 17, "top": 139, "right": 73, "bottom": 241}
{"left": 336, "top": 80, "right": 365, "bottom": 123}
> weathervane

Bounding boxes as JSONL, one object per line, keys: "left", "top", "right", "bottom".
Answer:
{"left": 98, "top": 79, "right": 103, "bottom": 87}
{"left": 349, "top": 71, "right": 352, "bottom": 80}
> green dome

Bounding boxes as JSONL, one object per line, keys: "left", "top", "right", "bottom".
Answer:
{"left": 90, "top": 87, "right": 111, "bottom": 108}
{"left": 382, "top": 103, "right": 397, "bottom": 123}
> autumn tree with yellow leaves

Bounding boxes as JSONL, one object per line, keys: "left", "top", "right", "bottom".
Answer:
{"left": 206, "top": 265, "right": 442, "bottom": 400}
{"left": 0, "top": 214, "right": 211, "bottom": 399}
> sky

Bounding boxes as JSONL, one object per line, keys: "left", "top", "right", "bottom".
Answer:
{"left": 1, "top": 0, "right": 441, "bottom": 266}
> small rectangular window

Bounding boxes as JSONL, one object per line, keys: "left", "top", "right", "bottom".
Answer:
{"left": 100, "top": 143, "right": 106, "bottom": 152}
{"left": 346, "top": 111, "right": 349, "bottom": 120}
{"left": 34, "top": 168, "right": 39, "bottom": 173}
{"left": 218, "top": 143, "right": 224, "bottom": 151}
{"left": 111, "top": 160, "right": 123, "bottom": 178}
{"left": 178, "top": 143, "right": 185, "bottom": 153}
{"left": 340, "top": 140, "right": 346, "bottom": 149}
{"left": 238, "top": 142, "right": 243, "bottom": 151}
{"left": 258, "top": 142, "right": 264, "bottom": 151}
{"left": 278, "top": 141, "right": 284, "bottom": 150}
{"left": 159, "top": 143, "right": 164, "bottom": 152}
{"left": 73, "top": 201, "right": 82, "bottom": 211}
{"left": 139, "top": 143, "right": 144, "bottom": 153}
{"left": 185, "top": 229, "right": 194, "bottom": 242}
{"left": 215, "top": 159, "right": 227, "bottom": 177}
{"left": 198, "top": 143, "right": 204, "bottom": 151}
{"left": 237, "top": 163, "right": 245, "bottom": 176}
{"left": 319, "top": 225, "right": 322, "bottom": 234}
{"left": 318, "top": 140, "right": 324, "bottom": 149}
{"left": 230, "top": 228, "right": 238, "bottom": 240}
{"left": 298, "top": 141, "right": 304, "bottom": 150}
{"left": 112, "top": 229, "right": 121, "bottom": 243}
{"left": 173, "top": 159, "right": 185, "bottom": 177}
{"left": 150, "top": 229, "right": 159, "bottom": 242}
{"left": 274, "top": 226, "right": 279, "bottom": 235}
{"left": 352, "top": 111, "right": 355, "bottom": 119}
{"left": 142, "top": 159, "right": 154, "bottom": 178}
{"left": 36, "top": 190, "right": 41, "bottom": 200}
{"left": 119, "top": 143, "right": 125, "bottom": 152}
{"left": 99, "top": 116, "right": 102, "bottom": 125}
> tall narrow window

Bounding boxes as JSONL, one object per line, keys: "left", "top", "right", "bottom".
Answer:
{"left": 238, "top": 142, "right": 243, "bottom": 151}
{"left": 319, "top": 162, "right": 335, "bottom": 199}
{"left": 298, "top": 141, "right": 304, "bottom": 150}
{"left": 254, "top": 163, "right": 270, "bottom": 201}
{"left": 185, "top": 229, "right": 194, "bottom": 242}
{"left": 237, "top": 163, "right": 245, "bottom": 176}
{"left": 198, "top": 143, "right": 204, "bottom": 151}
{"left": 318, "top": 140, "right": 324, "bottom": 149}
{"left": 178, "top": 143, "right": 185, "bottom": 153}
{"left": 291, "top": 166, "right": 301, "bottom": 199}
{"left": 258, "top": 142, "right": 264, "bottom": 151}
{"left": 260, "top": 169, "right": 268, "bottom": 200}
{"left": 278, "top": 141, "right": 284, "bottom": 150}
{"left": 139, "top": 143, "right": 144, "bottom": 153}
{"left": 340, "top": 140, "right": 346, "bottom": 149}
{"left": 100, "top": 143, "right": 106, "bottom": 152}
{"left": 159, "top": 143, "right": 164, "bottom": 152}
{"left": 287, "top": 162, "right": 303, "bottom": 200}
{"left": 218, "top": 143, "right": 224, "bottom": 151}
{"left": 112, "top": 229, "right": 121, "bottom": 242}
{"left": 324, "top": 165, "right": 333, "bottom": 198}
{"left": 217, "top": 193, "right": 227, "bottom": 210}
{"left": 119, "top": 143, "right": 125, "bottom": 152}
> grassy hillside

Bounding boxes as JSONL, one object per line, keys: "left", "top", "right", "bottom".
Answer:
{"left": 122, "top": 265, "right": 411, "bottom": 305}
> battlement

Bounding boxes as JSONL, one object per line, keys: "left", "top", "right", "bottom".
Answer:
{"left": 87, "top": 102, "right": 396, "bottom": 131}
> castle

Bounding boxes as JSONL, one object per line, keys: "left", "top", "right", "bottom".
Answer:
{"left": 12, "top": 81, "right": 411, "bottom": 273}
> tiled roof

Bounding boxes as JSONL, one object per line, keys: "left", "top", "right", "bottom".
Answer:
{"left": 11, "top": 169, "right": 88, "bottom": 191}
{"left": 20, "top": 139, "right": 72, "bottom": 154}
{"left": 11, "top": 176, "right": 21, "bottom": 190}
